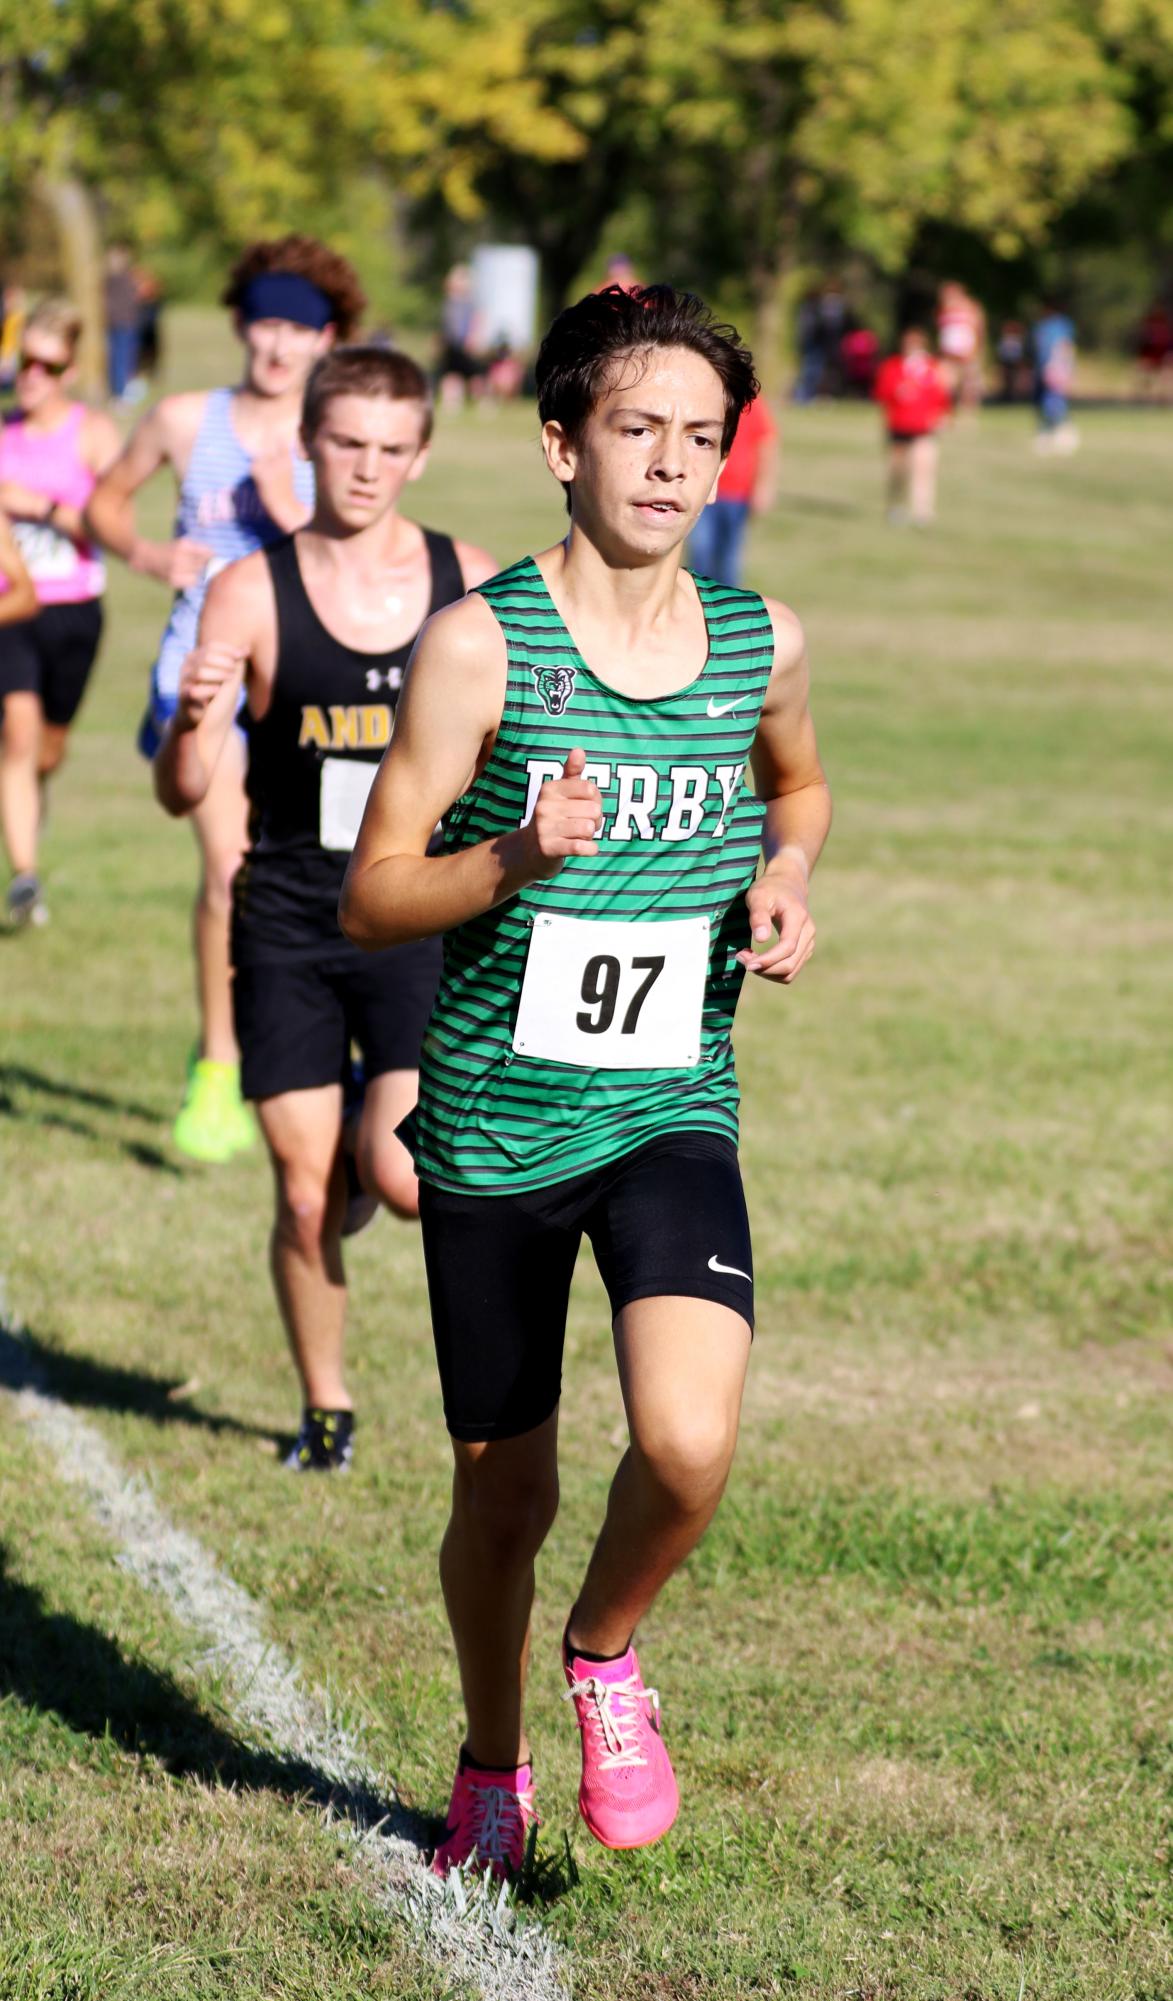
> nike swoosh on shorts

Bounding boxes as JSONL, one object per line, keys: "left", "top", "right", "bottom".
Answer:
{"left": 706, "top": 696, "right": 742, "bottom": 718}
{"left": 708, "top": 1254, "right": 751, "bottom": 1281}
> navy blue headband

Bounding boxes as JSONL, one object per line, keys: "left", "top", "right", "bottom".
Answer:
{"left": 240, "top": 272, "right": 335, "bottom": 330}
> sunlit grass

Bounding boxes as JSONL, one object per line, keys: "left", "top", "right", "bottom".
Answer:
{"left": 1, "top": 312, "right": 1170, "bottom": 1997}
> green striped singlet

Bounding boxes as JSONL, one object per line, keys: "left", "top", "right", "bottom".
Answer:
{"left": 410, "top": 555, "right": 775, "bottom": 1193}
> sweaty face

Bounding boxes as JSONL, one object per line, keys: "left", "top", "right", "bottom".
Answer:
{"left": 16, "top": 335, "right": 75, "bottom": 415}
{"left": 242, "top": 316, "right": 333, "bottom": 398}
{"left": 307, "top": 392, "right": 429, "bottom": 529}
{"left": 549, "top": 346, "right": 728, "bottom": 557}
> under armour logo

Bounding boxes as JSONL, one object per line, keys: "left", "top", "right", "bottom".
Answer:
{"left": 365, "top": 665, "right": 404, "bottom": 694}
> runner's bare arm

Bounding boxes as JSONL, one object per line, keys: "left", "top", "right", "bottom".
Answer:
{"left": 739, "top": 599, "right": 832, "bottom": 984}
{"left": 153, "top": 558, "right": 261, "bottom": 815}
{"left": 0, "top": 513, "right": 38, "bottom": 627}
{"left": 85, "top": 393, "right": 213, "bottom": 586}
{"left": 340, "top": 595, "right": 603, "bottom": 949}
{"left": 248, "top": 444, "right": 313, "bottom": 535}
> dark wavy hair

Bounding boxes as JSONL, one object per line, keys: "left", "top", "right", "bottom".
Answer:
{"left": 536, "top": 284, "right": 758, "bottom": 459}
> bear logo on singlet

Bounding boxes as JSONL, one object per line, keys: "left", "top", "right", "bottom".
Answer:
{"left": 533, "top": 665, "right": 576, "bottom": 716}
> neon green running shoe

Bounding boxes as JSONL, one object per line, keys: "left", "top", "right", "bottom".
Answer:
{"left": 173, "top": 1057, "right": 255, "bottom": 1163}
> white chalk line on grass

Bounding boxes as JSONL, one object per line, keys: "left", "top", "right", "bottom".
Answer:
{"left": 0, "top": 1297, "right": 567, "bottom": 2001}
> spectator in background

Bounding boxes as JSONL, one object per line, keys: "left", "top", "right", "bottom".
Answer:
{"left": 936, "top": 281, "right": 985, "bottom": 418}
{"left": 817, "top": 281, "right": 849, "bottom": 397}
{"left": 436, "top": 265, "right": 485, "bottom": 409}
{"left": 1135, "top": 301, "right": 1173, "bottom": 403}
{"left": 104, "top": 246, "right": 141, "bottom": 403}
{"left": 839, "top": 322, "right": 879, "bottom": 398}
{"left": 688, "top": 391, "right": 778, "bottom": 587}
{"left": 0, "top": 285, "right": 28, "bottom": 395}
{"left": 994, "top": 319, "right": 1030, "bottom": 404}
{"left": 874, "top": 326, "right": 951, "bottom": 526}
{"left": 1032, "top": 300, "right": 1078, "bottom": 455}
{"left": 792, "top": 288, "right": 827, "bottom": 403}
{"left": 134, "top": 264, "right": 164, "bottom": 388}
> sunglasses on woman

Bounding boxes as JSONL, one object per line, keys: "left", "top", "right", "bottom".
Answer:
{"left": 18, "top": 351, "right": 70, "bottom": 376}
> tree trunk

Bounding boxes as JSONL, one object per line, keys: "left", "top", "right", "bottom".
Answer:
{"left": 751, "top": 192, "right": 801, "bottom": 399}
{"left": 34, "top": 174, "right": 105, "bottom": 403}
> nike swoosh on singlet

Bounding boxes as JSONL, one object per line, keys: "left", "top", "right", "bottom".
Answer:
{"left": 708, "top": 1255, "right": 751, "bottom": 1281}
{"left": 706, "top": 696, "right": 742, "bottom": 718}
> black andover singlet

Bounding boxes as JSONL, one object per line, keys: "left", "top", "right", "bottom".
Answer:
{"left": 232, "top": 527, "right": 465, "bottom": 960}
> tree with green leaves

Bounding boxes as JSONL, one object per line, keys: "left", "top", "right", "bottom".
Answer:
{"left": 0, "top": 0, "right": 586, "bottom": 345}
{"left": 628, "top": 0, "right": 1131, "bottom": 380}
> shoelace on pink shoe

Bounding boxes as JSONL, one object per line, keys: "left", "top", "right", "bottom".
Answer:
{"left": 564, "top": 1673, "right": 662, "bottom": 1771}
{"left": 460, "top": 1779, "right": 537, "bottom": 1866}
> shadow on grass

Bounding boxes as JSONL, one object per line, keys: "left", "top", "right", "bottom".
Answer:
{"left": 0, "top": 1063, "right": 179, "bottom": 1175}
{"left": 0, "top": 1545, "right": 435, "bottom": 1854}
{"left": 0, "top": 1320, "right": 276, "bottom": 1445}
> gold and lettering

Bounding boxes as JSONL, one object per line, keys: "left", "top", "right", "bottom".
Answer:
{"left": 299, "top": 704, "right": 392, "bottom": 752}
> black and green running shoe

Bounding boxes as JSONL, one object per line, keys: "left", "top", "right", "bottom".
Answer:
{"left": 283, "top": 1407, "right": 355, "bottom": 1472}
{"left": 5, "top": 872, "right": 48, "bottom": 931}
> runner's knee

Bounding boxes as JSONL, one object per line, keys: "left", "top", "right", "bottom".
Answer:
{"left": 197, "top": 846, "right": 243, "bottom": 918}
{"left": 450, "top": 1450, "right": 560, "bottom": 1563}
{"left": 1, "top": 708, "right": 39, "bottom": 760}
{"left": 274, "top": 1169, "right": 334, "bottom": 1256}
{"left": 631, "top": 1409, "right": 738, "bottom": 1515}
{"left": 359, "top": 1134, "right": 419, "bottom": 1220}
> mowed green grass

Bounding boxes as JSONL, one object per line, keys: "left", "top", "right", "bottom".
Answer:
{"left": 1, "top": 309, "right": 1171, "bottom": 1999}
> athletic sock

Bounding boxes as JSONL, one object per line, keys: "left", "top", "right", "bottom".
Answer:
{"left": 460, "top": 1745, "right": 531, "bottom": 1775}
{"left": 563, "top": 1620, "right": 632, "bottom": 1666}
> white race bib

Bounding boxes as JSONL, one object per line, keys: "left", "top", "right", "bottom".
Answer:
{"left": 319, "top": 757, "right": 376, "bottom": 853}
{"left": 513, "top": 912, "right": 709, "bottom": 1070}
{"left": 11, "top": 519, "right": 79, "bottom": 582}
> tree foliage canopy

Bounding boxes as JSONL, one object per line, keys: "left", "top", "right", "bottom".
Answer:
{"left": 1, "top": 0, "right": 1167, "bottom": 345}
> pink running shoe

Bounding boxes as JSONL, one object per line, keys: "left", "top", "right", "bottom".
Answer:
{"left": 431, "top": 1758, "right": 538, "bottom": 1880}
{"left": 563, "top": 1637, "right": 680, "bottom": 1849}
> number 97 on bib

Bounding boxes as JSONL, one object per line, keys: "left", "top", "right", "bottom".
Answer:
{"left": 512, "top": 912, "right": 709, "bottom": 1071}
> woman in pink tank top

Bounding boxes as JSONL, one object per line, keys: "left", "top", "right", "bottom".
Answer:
{"left": 0, "top": 298, "right": 120, "bottom": 929}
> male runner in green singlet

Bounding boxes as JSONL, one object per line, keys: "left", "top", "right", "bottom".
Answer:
{"left": 341, "top": 286, "right": 832, "bottom": 1874}
{"left": 154, "top": 347, "right": 494, "bottom": 1471}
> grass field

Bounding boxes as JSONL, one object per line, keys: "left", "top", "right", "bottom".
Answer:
{"left": 1, "top": 309, "right": 1171, "bottom": 2000}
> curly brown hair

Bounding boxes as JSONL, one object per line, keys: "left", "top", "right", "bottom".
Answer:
{"left": 222, "top": 236, "right": 367, "bottom": 341}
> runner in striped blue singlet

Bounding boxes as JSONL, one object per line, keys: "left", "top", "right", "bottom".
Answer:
{"left": 87, "top": 237, "right": 366, "bottom": 1160}
{"left": 342, "top": 284, "right": 833, "bottom": 1877}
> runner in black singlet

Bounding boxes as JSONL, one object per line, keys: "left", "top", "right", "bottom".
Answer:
{"left": 232, "top": 526, "right": 464, "bottom": 1002}
{"left": 154, "top": 346, "right": 496, "bottom": 1470}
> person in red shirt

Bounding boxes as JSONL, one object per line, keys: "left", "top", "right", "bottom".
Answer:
{"left": 873, "top": 326, "right": 952, "bottom": 527}
{"left": 688, "top": 391, "right": 778, "bottom": 585}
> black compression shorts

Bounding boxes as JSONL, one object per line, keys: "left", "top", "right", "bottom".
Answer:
{"left": 0, "top": 599, "right": 103, "bottom": 726}
{"left": 419, "top": 1129, "right": 754, "bottom": 1442}
{"left": 233, "top": 937, "right": 441, "bottom": 1102}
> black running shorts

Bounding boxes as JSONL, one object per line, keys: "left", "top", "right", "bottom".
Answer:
{"left": 0, "top": 599, "right": 103, "bottom": 726}
{"left": 419, "top": 1130, "right": 753, "bottom": 1442}
{"left": 233, "top": 937, "right": 441, "bottom": 1103}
